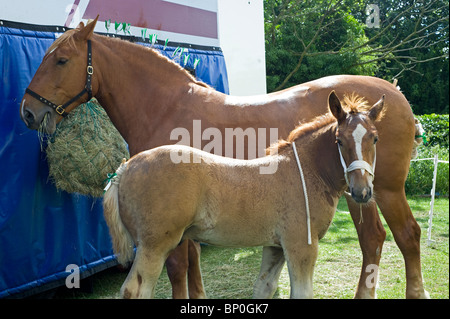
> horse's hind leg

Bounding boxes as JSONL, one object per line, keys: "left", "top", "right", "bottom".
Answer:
{"left": 345, "top": 195, "right": 386, "bottom": 299}
{"left": 376, "top": 189, "right": 429, "bottom": 299}
{"left": 120, "top": 246, "right": 166, "bottom": 299}
{"left": 187, "top": 240, "right": 206, "bottom": 298}
{"left": 166, "top": 241, "right": 189, "bottom": 299}
{"left": 253, "top": 246, "right": 285, "bottom": 298}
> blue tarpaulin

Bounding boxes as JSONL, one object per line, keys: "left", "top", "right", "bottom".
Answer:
{"left": 0, "top": 21, "right": 229, "bottom": 298}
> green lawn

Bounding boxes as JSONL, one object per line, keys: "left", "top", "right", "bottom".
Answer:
{"left": 56, "top": 196, "right": 449, "bottom": 299}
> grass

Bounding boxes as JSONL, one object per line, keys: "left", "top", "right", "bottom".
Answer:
{"left": 56, "top": 196, "right": 449, "bottom": 299}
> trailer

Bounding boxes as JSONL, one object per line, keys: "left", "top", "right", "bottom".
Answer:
{"left": 0, "top": 0, "right": 265, "bottom": 297}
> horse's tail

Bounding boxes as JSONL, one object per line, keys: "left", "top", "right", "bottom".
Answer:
{"left": 412, "top": 117, "right": 425, "bottom": 159}
{"left": 393, "top": 78, "right": 423, "bottom": 159}
{"left": 103, "top": 159, "right": 135, "bottom": 265}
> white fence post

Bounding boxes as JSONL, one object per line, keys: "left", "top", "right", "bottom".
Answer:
{"left": 427, "top": 154, "right": 439, "bottom": 245}
{"left": 410, "top": 154, "right": 449, "bottom": 245}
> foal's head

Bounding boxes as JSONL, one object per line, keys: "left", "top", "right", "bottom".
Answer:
{"left": 328, "top": 91, "right": 385, "bottom": 203}
{"left": 20, "top": 18, "right": 98, "bottom": 134}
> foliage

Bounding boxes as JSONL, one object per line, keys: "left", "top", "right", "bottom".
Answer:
{"left": 375, "top": 1, "right": 449, "bottom": 114}
{"left": 264, "top": 0, "right": 449, "bottom": 115}
{"left": 416, "top": 114, "right": 449, "bottom": 148}
{"left": 265, "top": 0, "right": 377, "bottom": 92}
{"left": 406, "top": 145, "right": 449, "bottom": 196}
{"left": 406, "top": 114, "right": 448, "bottom": 196}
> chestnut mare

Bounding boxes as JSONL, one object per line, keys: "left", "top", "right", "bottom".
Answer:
{"left": 103, "top": 92, "right": 383, "bottom": 298}
{"left": 20, "top": 19, "right": 428, "bottom": 298}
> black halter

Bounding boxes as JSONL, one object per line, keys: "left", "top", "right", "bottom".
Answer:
{"left": 25, "top": 40, "right": 94, "bottom": 118}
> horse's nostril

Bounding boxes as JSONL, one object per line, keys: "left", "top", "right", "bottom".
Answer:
{"left": 351, "top": 187, "right": 372, "bottom": 203}
{"left": 24, "top": 109, "right": 35, "bottom": 125}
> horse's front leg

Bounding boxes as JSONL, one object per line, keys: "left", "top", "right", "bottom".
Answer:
{"left": 283, "top": 240, "right": 318, "bottom": 299}
{"left": 166, "top": 240, "right": 189, "bottom": 299}
{"left": 345, "top": 194, "right": 386, "bottom": 299}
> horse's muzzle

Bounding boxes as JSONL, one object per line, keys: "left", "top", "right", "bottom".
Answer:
{"left": 351, "top": 186, "right": 373, "bottom": 203}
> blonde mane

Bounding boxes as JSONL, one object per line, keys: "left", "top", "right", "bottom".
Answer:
{"left": 45, "top": 29, "right": 78, "bottom": 56}
{"left": 268, "top": 93, "right": 371, "bottom": 155}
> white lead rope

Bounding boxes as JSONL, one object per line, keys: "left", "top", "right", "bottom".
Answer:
{"left": 291, "top": 140, "right": 376, "bottom": 244}
{"left": 291, "top": 141, "right": 312, "bottom": 245}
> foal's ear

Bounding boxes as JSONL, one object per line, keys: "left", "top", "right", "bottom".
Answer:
{"left": 369, "top": 95, "right": 385, "bottom": 122}
{"left": 328, "top": 91, "right": 346, "bottom": 124}
{"left": 74, "top": 15, "right": 99, "bottom": 41}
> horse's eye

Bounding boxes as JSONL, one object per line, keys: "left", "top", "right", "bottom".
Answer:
{"left": 57, "top": 58, "right": 68, "bottom": 65}
{"left": 336, "top": 139, "right": 343, "bottom": 146}
{"left": 374, "top": 136, "right": 379, "bottom": 144}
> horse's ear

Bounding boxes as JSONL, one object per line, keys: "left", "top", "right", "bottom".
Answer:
{"left": 369, "top": 95, "right": 385, "bottom": 122}
{"left": 74, "top": 15, "right": 98, "bottom": 41}
{"left": 76, "top": 21, "right": 85, "bottom": 30}
{"left": 328, "top": 91, "right": 346, "bottom": 124}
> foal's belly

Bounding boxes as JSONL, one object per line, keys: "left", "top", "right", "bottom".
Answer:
{"left": 183, "top": 224, "right": 279, "bottom": 248}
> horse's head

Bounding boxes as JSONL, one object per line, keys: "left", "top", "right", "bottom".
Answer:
{"left": 328, "top": 91, "right": 385, "bottom": 203}
{"left": 20, "top": 17, "right": 98, "bottom": 133}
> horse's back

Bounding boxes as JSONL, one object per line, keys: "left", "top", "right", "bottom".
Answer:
{"left": 229, "top": 74, "right": 415, "bottom": 137}
{"left": 293, "top": 75, "right": 412, "bottom": 113}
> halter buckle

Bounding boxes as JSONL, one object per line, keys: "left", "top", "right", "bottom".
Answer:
{"left": 87, "top": 66, "right": 94, "bottom": 75}
{"left": 55, "top": 105, "right": 65, "bottom": 116}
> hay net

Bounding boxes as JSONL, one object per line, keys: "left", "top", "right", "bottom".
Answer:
{"left": 45, "top": 98, "right": 129, "bottom": 197}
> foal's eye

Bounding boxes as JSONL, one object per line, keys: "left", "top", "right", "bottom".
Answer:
{"left": 374, "top": 136, "right": 379, "bottom": 144}
{"left": 336, "top": 139, "right": 343, "bottom": 146}
{"left": 57, "top": 58, "right": 68, "bottom": 65}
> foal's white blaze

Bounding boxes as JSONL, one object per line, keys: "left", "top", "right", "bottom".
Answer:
{"left": 352, "top": 123, "right": 368, "bottom": 175}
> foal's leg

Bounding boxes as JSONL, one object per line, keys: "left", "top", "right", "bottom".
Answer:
{"left": 120, "top": 246, "right": 166, "bottom": 299}
{"left": 345, "top": 194, "right": 386, "bottom": 299}
{"left": 187, "top": 240, "right": 207, "bottom": 298}
{"left": 166, "top": 241, "right": 189, "bottom": 299}
{"left": 376, "top": 189, "right": 429, "bottom": 299}
{"left": 253, "top": 246, "right": 285, "bottom": 298}
{"left": 283, "top": 241, "right": 318, "bottom": 299}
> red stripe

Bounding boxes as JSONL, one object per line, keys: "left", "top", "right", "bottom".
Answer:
{"left": 83, "top": 0, "right": 218, "bottom": 39}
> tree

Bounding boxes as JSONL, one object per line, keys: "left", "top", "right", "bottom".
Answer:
{"left": 373, "top": 0, "right": 449, "bottom": 114}
{"left": 265, "top": 0, "right": 376, "bottom": 92}
{"left": 264, "top": 0, "right": 449, "bottom": 114}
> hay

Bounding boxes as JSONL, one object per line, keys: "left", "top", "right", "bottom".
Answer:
{"left": 45, "top": 98, "right": 129, "bottom": 197}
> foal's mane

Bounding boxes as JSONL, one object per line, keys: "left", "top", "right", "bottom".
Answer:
{"left": 268, "top": 94, "right": 371, "bottom": 155}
